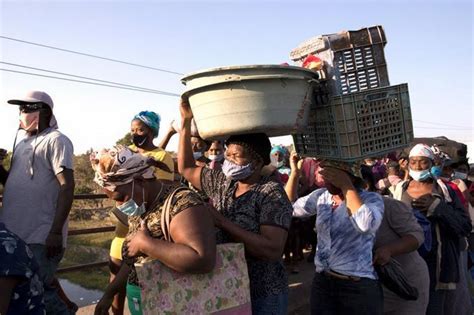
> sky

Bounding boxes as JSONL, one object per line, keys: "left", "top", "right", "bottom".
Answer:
{"left": 0, "top": 0, "right": 473, "bottom": 159}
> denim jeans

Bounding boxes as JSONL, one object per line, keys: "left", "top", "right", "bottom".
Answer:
{"left": 310, "top": 272, "right": 383, "bottom": 315}
{"left": 29, "top": 244, "right": 74, "bottom": 315}
{"left": 251, "top": 290, "right": 288, "bottom": 315}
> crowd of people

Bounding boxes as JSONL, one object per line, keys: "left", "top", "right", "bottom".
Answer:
{"left": 0, "top": 90, "right": 473, "bottom": 315}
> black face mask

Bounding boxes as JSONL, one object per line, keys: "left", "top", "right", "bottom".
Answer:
{"left": 132, "top": 134, "right": 148, "bottom": 147}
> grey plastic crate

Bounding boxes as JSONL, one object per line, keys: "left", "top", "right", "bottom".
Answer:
{"left": 293, "top": 84, "right": 413, "bottom": 162}
{"left": 290, "top": 25, "right": 389, "bottom": 95}
{"left": 334, "top": 43, "right": 389, "bottom": 94}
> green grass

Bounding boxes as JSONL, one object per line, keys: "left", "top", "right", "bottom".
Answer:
{"left": 59, "top": 242, "right": 112, "bottom": 291}
{"left": 67, "top": 232, "right": 114, "bottom": 249}
{"left": 61, "top": 243, "right": 109, "bottom": 266}
{"left": 67, "top": 217, "right": 117, "bottom": 249}
{"left": 59, "top": 222, "right": 116, "bottom": 291}
{"left": 59, "top": 267, "right": 110, "bottom": 292}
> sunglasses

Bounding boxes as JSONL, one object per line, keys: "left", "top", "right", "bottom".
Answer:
{"left": 19, "top": 103, "right": 46, "bottom": 113}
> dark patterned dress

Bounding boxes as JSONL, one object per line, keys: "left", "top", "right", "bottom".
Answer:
{"left": 200, "top": 168, "right": 292, "bottom": 299}
{"left": 0, "top": 223, "right": 45, "bottom": 315}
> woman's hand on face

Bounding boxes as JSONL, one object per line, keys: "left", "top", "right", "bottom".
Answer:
{"left": 319, "top": 167, "right": 352, "bottom": 190}
{"left": 399, "top": 158, "right": 408, "bottom": 171}
{"left": 180, "top": 96, "right": 194, "bottom": 120}
{"left": 126, "top": 221, "right": 151, "bottom": 257}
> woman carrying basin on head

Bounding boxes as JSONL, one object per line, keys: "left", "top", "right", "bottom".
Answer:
{"left": 177, "top": 97, "right": 293, "bottom": 314}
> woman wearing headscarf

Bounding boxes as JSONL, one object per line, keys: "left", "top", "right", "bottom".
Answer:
{"left": 431, "top": 146, "right": 473, "bottom": 314}
{"left": 431, "top": 145, "right": 469, "bottom": 212}
{"left": 375, "top": 159, "right": 403, "bottom": 195}
{"left": 130, "top": 110, "right": 174, "bottom": 180}
{"left": 178, "top": 98, "right": 292, "bottom": 314}
{"left": 392, "top": 144, "right": 472, "bottom": 315}
{"left": 108, "top": 111, "right": 176, "bottom": 314}
{"left": 270, "top": 145, "right": 291, "bottom": 184}
{"left": 287, "top": 154, "right": 385, "bottom": 315}
{"left": 92, "top": 146, "right": 215, "bottom": 315}
{"left": 207, "top": 140, "right": 225, "bottom": 171}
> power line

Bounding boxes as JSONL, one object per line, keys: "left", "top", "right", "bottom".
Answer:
{"left": 0, "top": 61, "right": 176, "bottom": 95}
{"left": 0, "top": 35, "right": 184, "bottom": 76}
{"left": 0, "top": 68, "right": 181, "bottom": 97}
{"left": 415, "top": 134, "right": 474, "bottom": 141}
{"left": 414, "top": 119, "right": 472, "bottom": 129}
{"left": 415, "top": 126, "right": 472, "bottom": 130}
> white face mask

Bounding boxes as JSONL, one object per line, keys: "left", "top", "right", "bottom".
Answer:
{"left": 208, "top": 153, "right": 224, "bottom": 161}
{"left": 270, "top": 155, "right": 284, "bottom": 168}
{"left": 274, "top": 160, "right": 284, "bottom": 168}
{"left": 409, "top": 168, "right": 432, "bottom": 182}
{"left": 19, "top": 111, "right": 40, "bottom": 132}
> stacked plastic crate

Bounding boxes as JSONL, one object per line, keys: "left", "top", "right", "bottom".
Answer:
{"left": 290, "top": 25, "right": 414, "bottom": 162}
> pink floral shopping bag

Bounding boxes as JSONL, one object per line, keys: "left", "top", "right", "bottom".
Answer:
{"left": 135, "top": 243, "right": 251, "bottom": 314}
{"left": 134, "top": 187, "right": 251, "bottom": 314}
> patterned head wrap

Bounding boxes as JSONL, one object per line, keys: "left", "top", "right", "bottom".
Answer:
{"left": 409, "top": 144, "right": 435, "bottom": 160}
{"left": 133, "top": 111, "right": 161, "bottom": 138}
{"left": 90, "top": 145, "right": 155, "bottom": 191}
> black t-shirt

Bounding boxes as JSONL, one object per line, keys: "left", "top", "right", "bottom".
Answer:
{"left": 200, "top": 168, "right": 292, "bottom": 298}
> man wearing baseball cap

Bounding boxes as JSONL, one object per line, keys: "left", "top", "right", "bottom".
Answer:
{"left": 0, "top": 90, "right": 75, "bottom": 314}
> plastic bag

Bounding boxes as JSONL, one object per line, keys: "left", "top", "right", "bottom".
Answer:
{"left": 375, "top": 258, "right": 419, "bottom": 301}
{"left": 302, "top": 54, "right": 324, "bottom": 71}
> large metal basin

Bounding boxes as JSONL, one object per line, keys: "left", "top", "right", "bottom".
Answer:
{"left": 181, "top": 65, "right": 319, "bottom": 139}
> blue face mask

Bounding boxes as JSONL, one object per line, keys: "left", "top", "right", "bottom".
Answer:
{"left": 222, "top": 159, "right": 254, "bottom": 180}
{"left": 116, "top": 181, "right": 146, "bottom": 216}
{"left": 452, "top": 171, "right": 468, "bottom": 180}
{"left": 409, "top": 169, "right": 432, "bottom": 182}
{"left": 430, "top": 165, "right": 443, "bottom": 178}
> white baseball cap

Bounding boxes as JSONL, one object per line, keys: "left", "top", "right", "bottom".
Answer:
{"left": 8, "top": 90, "right": 58, "bottom": 128}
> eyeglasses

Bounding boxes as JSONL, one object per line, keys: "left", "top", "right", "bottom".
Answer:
{"left": 19, "top": 103, "right": 46, "bottom": 113}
